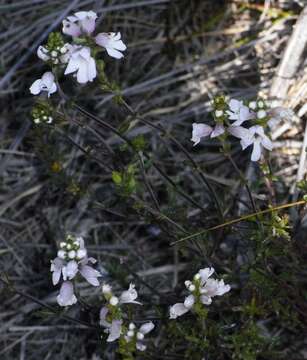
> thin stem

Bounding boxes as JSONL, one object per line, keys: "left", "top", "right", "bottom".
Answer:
{"left": 225, "top": 152, "right": 258, "bottom": 214}
{"left": 120, "top": 99, "right": 224, "bottom": 220}
{"left": 72, "top": 103, "right": 208, "bottom": 213}
{"left": 0, "top": 275, "right": 100, "bottom": 330}
{"left": 170, "top": 199, "right": 306, "bottom": 246}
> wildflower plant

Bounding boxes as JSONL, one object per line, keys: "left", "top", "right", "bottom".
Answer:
{"left": 6, "top": 5, "right": 304, "bottom": 360}
{"left": 192, "top": 96, "right": 293, "bottom": 161}
{"left": 170, "top": 268, "right": 230, "bottom": 319}
{"left": 50, "top": 234, "right": 101, "bottom": 306}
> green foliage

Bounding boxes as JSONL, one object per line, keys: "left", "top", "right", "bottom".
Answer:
{"left": 46, "top": 32, "right": 65, "bottom": 52}
{"left": 228, "top": 322, "right": 269, "bottom": 360}
{"left": 112, "top": 164, "right": 138, "bottom": 196}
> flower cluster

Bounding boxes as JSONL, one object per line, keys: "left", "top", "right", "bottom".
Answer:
{"left": 99, "top": 283, "right": 141, "bottom": 342}
{"left": 30, "top": 10, "right": 127, "bottom": 97}
{"left": 192, "top": 96, "right": 294, "bottom": 162}
{"left": 122, "top": 321, "right": 155, "bottom": 352}
{"left": 50, "top": 234, "right": 101, "bottom": 306}
{"left": 169, "top": 267, "right": 230, "bottom": 319}
{"left": 31, "top": 101, "right": 54, "bottom": 124}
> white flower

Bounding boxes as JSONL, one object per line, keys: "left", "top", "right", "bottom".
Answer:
{"left": 37, "top": 46, "right": 50, "bottom": 61}
{"left": 198, "top": 267, "right": 215, "bottom": 285}
{"left": 63, "top": 11, "right": 97, "bottom": 37}
{"left": 135, "top": 322, "right": 155, "bottom": 351}
{"left": 37, "top": 44, "right": 70, "bottom": 64}
{"left": 50, "top": 237, "right": 101, "bottom": 306}
{"left": 57, "top": 281, "right": 77, "bottom": 306}
{"left": 95, "top": 32, "right": 127, "bottom": 59}
{"left": 231, "top": 125, "right": 273, "bottom": 162}
{"left": 99, "top": 307, "right": 123, "bottom": 342}
{"left": 169, "top": 267, "right": 231, "bottom": 319}
{"left": 191, "top": 123, "right": 225, "bottom": 146}
{"left": 119, "top": 283, "right": 142, "bottom": 305}
{"left": 29, "top": 72, "right": 57, "bottom": 97}
{"left": 110, "top": 296, "right": 119, "bottom": 306}
{"left": 64, "top": 45, "right": 97, "bottom": 84}
{"left": 226, "top": 99, "right": 254, "bottom": 126}
{"left": 201, "top": 279, "right": 231, "bottom": 298}
{"left": 102, "top": 283, "right": 112, "bottom": 294}
{"left": 169, "top": 302, "right": 192, "bottom": 319}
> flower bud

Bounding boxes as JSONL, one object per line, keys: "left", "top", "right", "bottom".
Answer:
{"left": 136, "top": 332, "right": 144, "bottom": 340}
{"left": 258, "top": 100, "right": 264, "bottom": 108}
{"left": 127, "top": 330, "right": 134, "bottom": 338}
{"left": 59, "top": 242, "right": 66, "bottom": 248}
{"left": 129, "top": 323, "right": 136, "bottom": 330}
{"left": 68, "top": 250, "right": 76, "bottom": 259}
{"left": 249, "top": 101, "right": 257, "bottom": 110}
{"left": 257, "top": 110, "right": 266, "bottom": 119}
{"left": 215, "top": 110, "right": 223, "bottom": 118}
{"left": 194, "top": 273, "right": 201, "bottom": 281}
{"left": 109, "top": 296, "right": 119, "bottom": 306}
{"left": 188, "top": 284, "right": 196, "bottom": 292}
{"left": 184, "top": 280, "right": 192, "bottom": 288}
{"left": 102, "top": 284, "right": 112, "bottom": 294}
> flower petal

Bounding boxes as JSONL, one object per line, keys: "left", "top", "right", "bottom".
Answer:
{"left": 50, "top": 257, "right": 63, "bottom": 285}
{"left": 62, "top": 19, "right": 81, "bottom": 37}
{"left": 191, "top": 123, "right": 213, "bottom": 146}
{"left": 107, "top": 320, "right": 122, "bottom": 342}
{"left": 57, "top": 281, "right": 77, "bottom": 307}
{"left": 169, "top": 303, "right": 190, "bottom": 319}
{"left": 200, "top": 295, "right": 212, "bottom": 305}
{"left": 139, "top": 321, "right": 155, "bottom": 335}
{"left": 29, "top": 79, "right": 42, "bottom": 95}
{"left": 210, "top": 124, "right": 225, "bottom": 138}
{"left": 79, "top": 264, "right": 101, "bottom": 286}
{"left": 251, "top": 138, "right": 262, "bottom": 162}
{"left": 199, "top": 267, "right": 215, "bottom": 285}
{"left": 119, "top": 283, "right": 141, "bottom": 304}
{"left": 99, "top": 306, "right": 111, "bottom": 327}
{"left": 37, "top": 46, "right": 49, "bottom": 61}
{"left": 62, "top": 260, "right": 78, "bottom": 281}
{"left": 183, "top": 294, "right": 195, "bottom": 309}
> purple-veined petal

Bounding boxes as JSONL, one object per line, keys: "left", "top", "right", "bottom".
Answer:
{"left": 79, "top": 264, "right": 101, "bottom": 286}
